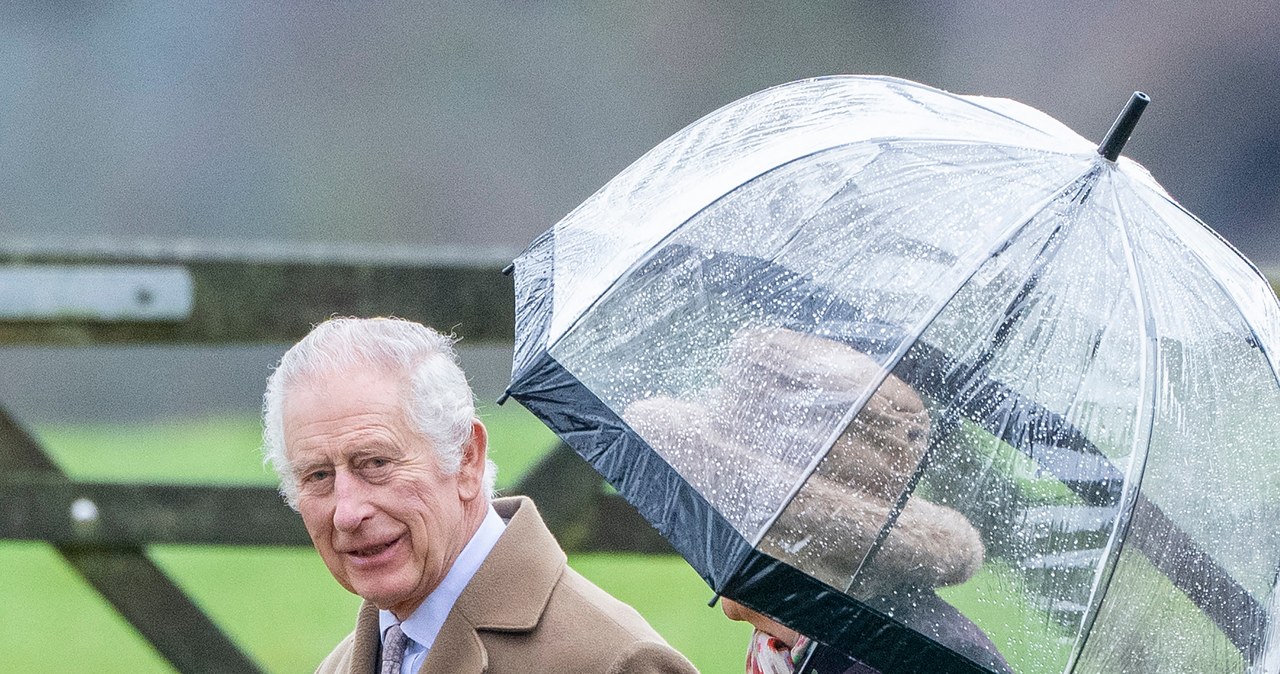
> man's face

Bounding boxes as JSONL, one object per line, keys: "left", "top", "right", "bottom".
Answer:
{"left": 283, "top": 366, "right": 487, "bottom": 619}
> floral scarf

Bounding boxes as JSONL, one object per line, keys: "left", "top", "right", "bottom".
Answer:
{"left": 745, "top": 629, "right": 812, "bottom": 674}
{"left": 746, "top": 630, "right": 885, "bottom": 674}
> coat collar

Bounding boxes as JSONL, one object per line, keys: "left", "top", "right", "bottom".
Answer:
{"left": 349, "top": 601, "right": 382, "bottom": 673}
{"left": 419, "top": 496, "right": 565, "bottom": 672}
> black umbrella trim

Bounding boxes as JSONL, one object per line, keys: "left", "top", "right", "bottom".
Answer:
{"left": 507, "top": 348, "right": 755, "bottom": 590}
{"left": 509, "top": 226, "right": 559, "bottom": 389}
{"left": 726, "top": 550, "right": 1012, "bottom": 674}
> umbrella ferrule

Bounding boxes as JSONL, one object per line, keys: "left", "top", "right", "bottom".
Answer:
{"left": 1097, "top": 91, "right": 1151, "bottom": 162}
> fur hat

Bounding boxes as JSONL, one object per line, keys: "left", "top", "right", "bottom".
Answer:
{"left": 624, "top": 326, "right": 983, "bottom": 598}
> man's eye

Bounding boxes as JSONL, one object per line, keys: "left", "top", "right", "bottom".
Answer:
{"left": 303, "top": 470, "right": 331, "bottom": 483}
{"left": 364, "top": 458, "right": 391, "bottom": 470}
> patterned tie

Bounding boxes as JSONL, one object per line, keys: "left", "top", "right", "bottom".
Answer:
{"left": 381, "top": 624, "right": 409, "bottom": 674}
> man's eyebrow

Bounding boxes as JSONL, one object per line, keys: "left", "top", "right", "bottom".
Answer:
{"left": 292, "top": 444, "right": 401, "bottom": 473}
{"left": 291, "top": 458, "right": 332, "bottom": 476}
{"left": 348, "top": 443, "right": 404, "bottom": 459}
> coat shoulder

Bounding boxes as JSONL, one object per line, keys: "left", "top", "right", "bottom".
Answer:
{"left": 554, "top": 565, "right": 666, "bottom": 641}
{"left": 605, "top": 640, "right": 702, "bottom": 674}
{"left": 524, "top": 566, "right": 699, "bottom": 672}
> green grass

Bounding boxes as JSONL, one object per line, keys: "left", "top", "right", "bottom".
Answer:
{"left": 0, "top": 404, "right": 748, "bottom": 673}
{"left": 34, "top": 415, "right": 276, "bottom": 485}
{"left": 568, "top": 553, "right": 752, "bottom": 668}
{"left": 1, "top": 540, "right": 174, "bottom": 672}
{"left": 478, "top": 402, "right": 563, "bottom": 490}
{"left": 1071, "top": 548, "right": 1244, "bottom": 673}
{"left": 30, "top": 401, "right": 560, "bottom": 491}
{"left": 937, "top": 561, "right": 1075, "bottom": 674}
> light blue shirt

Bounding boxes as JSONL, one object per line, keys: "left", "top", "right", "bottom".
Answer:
{"left": 378, "top": 505, "right": 506, "bottom": 674}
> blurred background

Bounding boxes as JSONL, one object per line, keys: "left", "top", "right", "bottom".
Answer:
{"left": 1, "top": 1, "right": 1276, "bottom": 672}
{"left": 2, "top": 1, "right": 1279, "bottom": 259}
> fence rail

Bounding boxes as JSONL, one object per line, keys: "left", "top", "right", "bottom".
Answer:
{"left": 0, "top": 240, "right": 519, "bottom": 345}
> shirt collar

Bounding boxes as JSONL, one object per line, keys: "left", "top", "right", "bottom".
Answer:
{"left": 378, "top": 503, "right": 507, "bottom": 650}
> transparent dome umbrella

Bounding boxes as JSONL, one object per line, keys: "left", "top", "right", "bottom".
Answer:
{"left": 500, "top": 76, "right": 1280, "bottom": 674}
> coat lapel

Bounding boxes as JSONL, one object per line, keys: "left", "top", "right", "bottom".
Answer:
{"left": 419, "top": 496, "right": 565, "bottom": 672}
{"left": 350, "top": 601, "right": 381, "bottom": 674}
{"left": 420, "top": 613, "right": 488, "bottom": 672}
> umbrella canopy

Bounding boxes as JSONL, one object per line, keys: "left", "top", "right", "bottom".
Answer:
{"left": 503, "top": 76, "right": 1280, "bottom": 674}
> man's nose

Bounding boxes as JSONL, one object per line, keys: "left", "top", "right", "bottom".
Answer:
{"left": 332, "top": 471, "right": 375, "bottom": 532}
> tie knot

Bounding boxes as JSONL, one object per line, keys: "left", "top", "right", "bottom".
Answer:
{"left": 381, "top": 624, "right": 409, "bottom": 674}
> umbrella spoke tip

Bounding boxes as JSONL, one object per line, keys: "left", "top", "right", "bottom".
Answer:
{"left": 1097, "top": 91, "right": 1151, "bottom": 161}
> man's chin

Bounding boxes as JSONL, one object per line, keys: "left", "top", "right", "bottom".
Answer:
{"left": 353, "top": 579, "right": 415, "bottom": 611}
{"left": 346, "top": 568, "right": 427, "bottom": 616}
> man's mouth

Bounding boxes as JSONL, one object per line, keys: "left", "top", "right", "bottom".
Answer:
{"left": 348, "top": 537, "right": 401, "bottom": 558}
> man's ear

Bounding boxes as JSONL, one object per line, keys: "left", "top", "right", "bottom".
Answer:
{"left": 456, "top": 418, "right": 488, "bottom": 502}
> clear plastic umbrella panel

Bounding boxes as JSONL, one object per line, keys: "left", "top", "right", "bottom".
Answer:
{"left": 503, "top": 76, "right": 1280, "bottom": 674}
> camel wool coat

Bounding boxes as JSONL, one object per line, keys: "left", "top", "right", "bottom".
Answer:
{"left": 314, "top": 496, "right": 697, "bottom": 674}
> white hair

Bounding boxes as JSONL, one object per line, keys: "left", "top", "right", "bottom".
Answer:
{"left": 262, "top": 316, "right": 497, "bottom": 509}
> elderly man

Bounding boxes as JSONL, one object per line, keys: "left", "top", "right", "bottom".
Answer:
{"left": 261, "top": 317, "right": 696, "bottom": 673}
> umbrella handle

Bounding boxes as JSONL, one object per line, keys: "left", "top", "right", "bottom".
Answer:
{"left": 1097, "top": 91, "right": 1151, "bottom": 161}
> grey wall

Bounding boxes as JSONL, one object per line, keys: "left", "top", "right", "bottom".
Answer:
{"left": 0, "top": 343, "right": 513, "bottom": 424}
{"left": 2, "top": 1, "right": 1275, "bottom": 259}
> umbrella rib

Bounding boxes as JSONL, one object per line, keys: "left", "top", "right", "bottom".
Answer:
{"left": 1098, "top": 178, "right": 1269, "bottom": 660}
{"left": 1132, "top": 190, "right": 1280, "bottom": 661}
{"left": 1064, "top": 171, "right": 1163, "bottom": 672}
